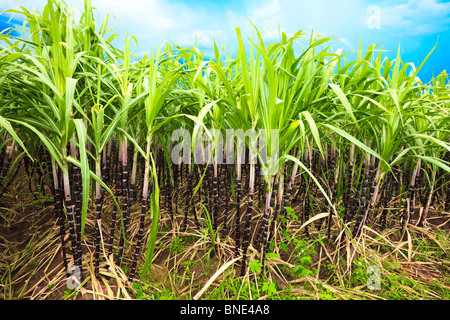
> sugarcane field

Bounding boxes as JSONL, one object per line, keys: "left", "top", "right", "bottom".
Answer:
{"left": 0, "top": 0, "right": 449, "bottom": 301}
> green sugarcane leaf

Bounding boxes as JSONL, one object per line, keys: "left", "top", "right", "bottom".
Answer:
{"left": 301, "top": 111, "right": 323, "bottom": 156}
{"left": 417, "top": 155, "right": 450, "bottom": 174}
{"left": 283, "top": 154, "right": 333, "bottom": 209}
{"left": 116, "top": 127, "right": 146, "bottom": 158}
{"left": 7, "top": 118, "right": 63, "bottom": 168}
{"left": 322, "top": 123, "right": 388, "bottom": 168}
{"left": 200, "top": 203, "right": 215, "bottom": 246}
{"left": 329, "top": 83, "right": 359, "bottom": 128}
{"left": 411, "top": 134, "right": 450, "bottom": 154}
{"left": 66, "top": 156, "right": 121, "bottom": 215}
{"left": 0, "top": 116, "right": 30, "bottom": 158}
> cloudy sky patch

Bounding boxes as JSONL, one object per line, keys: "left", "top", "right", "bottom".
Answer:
{"left": 0, "top": 0, "right": 448, "bottom": 81}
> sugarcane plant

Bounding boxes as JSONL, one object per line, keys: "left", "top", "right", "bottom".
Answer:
{"left": 0, "top": 0, "right": 449, "bottom": 290}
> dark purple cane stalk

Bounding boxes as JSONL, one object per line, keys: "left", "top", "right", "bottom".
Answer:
{"left": 174, "top": 163, "right": 179, "bottom": 221}
{"left": 108, "top": 151, "right": 122, "bottom": 257}
{"left": 401, "top": 178, "right": 411, "bottom": 227}
{"left": 221, "top": 152, "right": 230, "bottom": 238}
{"left": 260, "top": 180, "right": 273, "bottom": 268}
{"left": 411, "top": 160, "right": 421, "bottom": 223}
{"left": 182, "top": 165, "right": 196, "bottom": 232}
{"left": 415, "top": 164, "right": 423, "bottom": 208}
{"left": 167, "top": 160, "right": 173, "bottom": 222}
{"left": 233, "top": 145, "right": 243, "bottom": 259}
{"left": 105, "top": 139, "right": 112, "bottom": 186}
{"left": 52, "top": 160, "right": 69, "bottom": 276}
{"left": 348, "top": 150, "right": 362, "bottom": 223}
{"left": 94, "top": 162, "right": 102, "bottom": 276}
{"left": 255, "top": 172, "right": 279, "bottom": 248}
{"left": 269, "top": 170, "right": 284, "bottom": 244}
{"left": 344, "top": 145, "right": 355, "bottom": 223}
{"left": 353, "top": 155, "right": 369, "bottom": 238}
{"left": 211, "top": 162, "right": 219, "bottom": 233}
{"left": 281, "top": 162, "right": 299, "bottom": 225}
{"left": 233, "top": 176, "right": 242, "bottom": 258}
{"left": 256, "top": 158, "right": 262, "bottom": 207}
{"left": 129, "top": 138, "right": 151, "bottom": 282}
{"left": 402, "top": 161, "right": 419, "bottom": 227}
{"left": 303, "top": 180, "right": 311, "bottom": 236}
{"left": 195, "top": 164, "right": 202, "bottom": 224}
{"left": 110, "top": 139, "right": 117, "bottom": 189}
{"left": 380, "top": 168, "right": 392, "bottom": 229}
{"left": 208, "top": 162, "right": 214, "bottom": 219}
{"left": 217, "top": 162, "right": 225, "bottom": 233}
{"left": 240, "top": 157, "right": 255, "bottom": 276}
{"left": 361, "top": 158, "right": 380, "bottom": 230}
{"left": 278, "top": 166, "right": 290, "bottom": 233}
{"left": 62, "top": 162, "right": 80, "bottom": 277}
{"left": 392, "top": 163, "right": 401, "bottom": 222}
{"left": 70, "top": 141, "right": 83, "bottom": 271}
{"left": 326, "top": 147, "right": 336, "bottom": 237}
{"left": 190, "top": 165, "right": 200, "bottom": 229}
{"left": 303, "top": 148, "right": 314, "bottom": 234}
{"left": 101, "top": 148, "right": 107, "bottom": 197}
{"left": 296, "top": 148, "right": 311, "bottom": 203}
{"left": 418, "top": 169, "right": 435, "bottom": 227}
{"left": 128, "top": 147, "right": 138, "bottom": 209}
{"left": 223, "top": 140, "right": 234, "bottom": 238}
{"left": 117, "top": 138, "right": 129, "bottom": 266}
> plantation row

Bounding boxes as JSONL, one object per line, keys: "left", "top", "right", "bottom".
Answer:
{"left": 0, "top": 0, "right": 449, "bottom": 285}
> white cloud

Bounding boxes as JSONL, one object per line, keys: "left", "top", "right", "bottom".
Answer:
{"left": 380, "top": 0, "right": 450, "bottom": 35}
{"left": 1, "top": 0, "right": 449, "bottom": 59}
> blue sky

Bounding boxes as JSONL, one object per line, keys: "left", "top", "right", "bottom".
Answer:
{"left": 1, "top": 0, "right": 449, "bottom": 82}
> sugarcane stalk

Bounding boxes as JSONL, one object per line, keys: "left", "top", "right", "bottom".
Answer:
{"left": 107, "top": 147, "right": 122, "bottom": 257}
{"left": 62, "top": 158, "right": 80, "bottom": 276}
{"left": 268, "top": 171, "right": 283, "bottom": 244}
{"left": 217, "top": 162, "right": 225, "bottom": 233}
{"left": 344, "top": 144, "right": 355, "bottom": 223}
{"left": 348, "top": 150, "right": 363, "bottom": 223}
{"left": 240, "top": 158, "right": 255, "bottom": 276}
{"left": 233, "top": 144, "right": 243, "bottom": 259}
{"left": 418, "top": 169, "right": 435, "bottom": 227}
{"left": 117, "top": 137, "right": 129, "bottom": 266}
{"left": 402, "top": 160, "right": 420, "bottom": 227}
{"left": 182, "top": 164, "right": 194, "bottom": 232}
{"left": 260, "top": 178, "right": 273, "bottom": 267}
{"left": 326, "top": 146, "right": 336, "bottom": 237}
{"left": 221, "top": 150, "right": 230, "bottom": 238}
{"left": 280, "top": 161, "right": 299, "bottom": 228}
{"left": 52, "top": 158, "right": 69, "bottom": 276}
{"left": 353, "top": 154, "right": 369, "bottom": 237}
{"left": 129, "top": 134, "right": 151, "bottom": 281}
{"left": 94, "top": 161, "right": 102, "bottom": 276}
{"left": 70, "top": 140, "right": 83, "bottom": 270}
